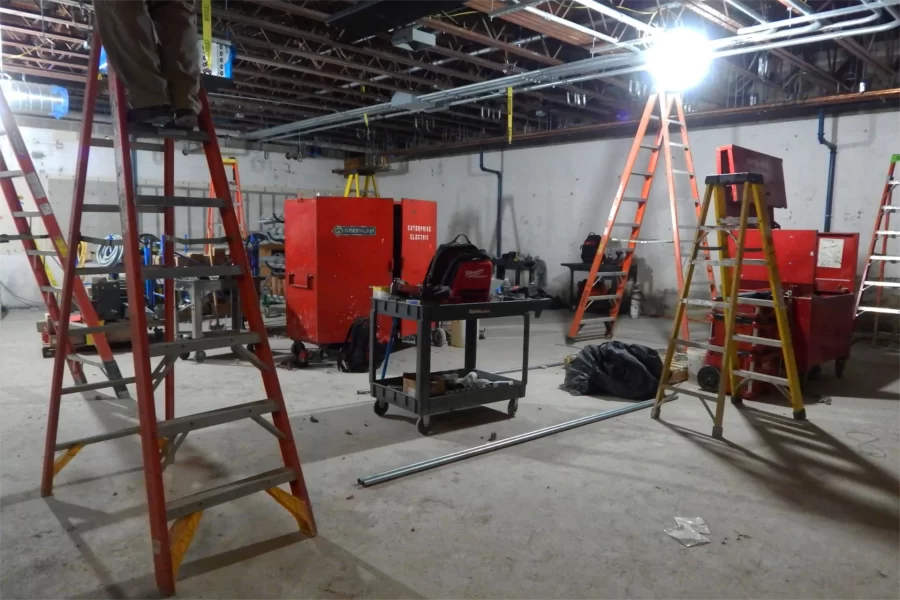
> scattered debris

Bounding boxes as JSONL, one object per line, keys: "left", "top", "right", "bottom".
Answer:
{"left": 112, "top": 492, "right": 118, "bottom": 496}
{"left": 488, "top": 432, "right": 497, "bottom": 442}
{"left": 356, "top": 389, "right": 368, "bottom": 395}
{"left": 364, "top": 423, "right": 369, "bottom": 427}
{"left": 345, "top": 494, "right": 354, "bottom": 500}
{"left": 735, "top": 531, "right": 752, "bottom": 541}
{"left": 309, "top": 416, "right": 319, "bottom": 423}
{"left": 345, "top": 430, "right": 353, "bottom": 436}
{"left": 664, "top": 516, "right": 710, "bottom": 547}
{"left": 410, "top": 527, "right": 415, "bottom": 532}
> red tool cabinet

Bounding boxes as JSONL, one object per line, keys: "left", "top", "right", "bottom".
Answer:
{"left": 285, "top": 196, "right": 395, "bottom": 346}
{"left": 392, "top": 198, "right": 438, "bottom": 338}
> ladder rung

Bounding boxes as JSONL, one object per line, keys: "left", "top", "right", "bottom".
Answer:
{"left": 0, "top": 170, "right": 23, "bottom": 179}
{"left": 76, "top": 265, "right": 123, "bottom": 275}
{"left": 166, "top": 466, "right": 295, "bottom": 521}
{"left": 64, "top": 321, "right": 132, "bottom": 336}
{"left": 882, "top": 205, "right": 900, "bottom": 211}
{"left": 567, "top": 332, "right": 609, "bottom": 342}
{"left": 613, "top": 223, "right": 641, "bottom": 228}
{"left": 733, "top": 369, "right": 789, "bottom": 386}
{"left": 162, "top": 235, "right": 230, "bottom": 246}
{"left": 66, "top": 353, "right": 106, "bottom": 369}
{"left": 611, "top": 238, "right": 672, "bottom": 244}
{"left": 80, "top": 235, "right": 124, "bottom": 246}
{"left": 11, "top": 211, "right": 41, "bottom": 218}
{"left": 875, "top": 231, "right": 900, "bottom": 236}
{"left": 870, "top": 255, "right": 900, "bottom": 261}
{"left": 128, "top": 125, "right": 210, "bottom": 142}
{"left": 669, "top": 142, "right": 687, "bottom": 148}
{"left": 683, "top": 298, "right": 726, "bottom": 309}
{"left": 135, "top": 195, "right": 226, "bottom": 208}
{"left": 668, "top": 120, "right": 684, "bottom": 126}
{"left": 40, "top": 285, "right": 61, "bottom": 293}
{"left": 631, "top": 171, "right": 653, "bottom": 178}
{"left": 675, "top": 338, "right": 723, "bottom": 353}
{"left": 54, "top": 399, "right": 279, "bottom": 451}
{"left": 587, "top": 294, "right": 620, "bottom": 301}
{"left": 25, "top": 249, "right": 56, "bottom": 256}
{"left": 733, "top": 334, "right": 782, "bottom": 347}
{"left": 148, "top": 331, "right": 260, "bottom": 357}
{"left": 863, "top": 280, "right": 900, "bottom": 288}
{"left": 639, "top": 143, "right": 658, "bottom": 150}
{"left": 2, "top": 233, "right": 49, "bottom": 242}
{"left": 672, "top": 169, "right": 694, "bottom": 177}
{"left": 857, "top": 306, "right": 900, "bottom": 314}
{"left": 737, "top": 297, "right": 775, "bottom": 307}
{"left": 61, "top": 376, "right": 137, "bottom": 395}
{"left": 663, "top": 385, "right": 718, "bottom": 403}
{"left": 692, "top": 259, "right": 766, "bottom": 266}
{"left": 580, "top": 316, "right": 616, "bottom": 324}
{"left": 143, "top": 265, "right": 242, "bottom": 279}
{"left": 621, "top": 196, "right": 647, "bottom": 203}
{"left": 82, "top": 203, "right": 167, "bottom": 214}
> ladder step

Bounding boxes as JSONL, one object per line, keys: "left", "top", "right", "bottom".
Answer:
{"left": 64, "top": 321, "right": 132, "bottom": 336}
{"left": 874, "top": 231, "right": 900, "bottom": 236}
{"left": 80, "top": 235, "right": 124, "bottom": 246}
{"left": 669, "top": 142, "right": 687, "bottom": 148}
{"left": 621, "top": 196, "right": 647, "bottom": 203}
{"left": 40, "top": 285, "right": 61, "bottom": 293}
{"left": 166, "top": 466, "right": 295, "bottom": 521}
{"left": 683, "top": 297, "right": 774, "bottom": 308}
{"left": 54, "top": 399, "right": 279, "bottom": 452}
{"left": 672, "top": 169, "right": 694, "bottom": 177}
{"left": 581, "top": 316, "right": 616, "bottom": 323}
{"left": 11, "top": 211, "right": 42, "bottom": 218}
{"left": 882, "top": 205, "right": 900, "bottom": 211}
{"left": 733, "top": 334, "right": 783, "bottom": 347}
{"left": 25, "top": 249, "right": 56, "bottom": 256}
{"left": 611, "top": 238, "right": 672, "bottom": 244}
{"left": 587, "top": 294, "right": 620, "bottom": 301}
{"left": 1, "top": 233, "right": 50, "bottom": 242}
{"left": 135, "top": 195, "right": 226, "bottom": 208}
{"left": 663, "top": 385, "right": 719, "bottom": 403}
{"left": 863, "top": 280, "right": 900, "bottom": 288}
{"left": 639, "top": 143, "right": 659, "bottom": 150}
{"left": 162, "top": 235, "right": 230, "bottom": 247}
{"left": 613, "top": 223, "right": 641, "bottom": 228}
{"left": 631, "top": 171, "right": 653, "bottom": 178}
{"left": 733, "top": 369, "right": 789, "bottom": 386}
{"left": 0, "top": 170, "right": 23, "bottom": 179}
{"left": 148, "top": 331, "right": 260, "bottom": 357}
{"left": 857, "top": 306, "right": 900, "bottom": 314}
{"left": 675, "top": 338, "right": 724, "bottom": 352}
{"left": 143, "top": 265, "right": 242, "bottom": 279}
{"left": 870, "top": 255, "right": 900, "bottom": 261}
{"left": 76, "top": 265, "right": 122, "bottom": 275}
{"left": 61, "top": 376, "right": 137, "bottom": 395}
{"left": 65, "top": 353, "right": 106, "bottom": 369}
{"left": 128, "top": 125, "right": 210, "bottom": 142}
{"left": 692, "top": 259, "right": 766, "bottom": 266}
{"left": 82, "top": 203, "right": 167, "bottom": 214}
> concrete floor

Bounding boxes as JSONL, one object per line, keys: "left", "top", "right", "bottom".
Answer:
{"left": 1, "top": 308, "right": 898, "bottom": 599}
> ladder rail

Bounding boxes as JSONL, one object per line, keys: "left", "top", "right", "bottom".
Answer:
{"left": 163, "top": 139, "right": 176, "bottom": 421}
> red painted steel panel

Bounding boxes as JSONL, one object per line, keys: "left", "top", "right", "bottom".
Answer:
{"left": 286, "top": 197, "right": 394, "bottom": 345}
{"left": 716, "top": 144, "right": 788, "bottom": 208}
{"left": 728, "top": 229, "right": 819, "bottom": 289}
{"left": 398, "top": 198, "right": 437, "bottom": 338}
{"left": 813, "top": 232, "right": 859, "bottom": 294}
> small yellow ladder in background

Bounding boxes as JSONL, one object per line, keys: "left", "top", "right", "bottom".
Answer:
{"left": 651, "top": 172, "right": 805, "bottom": 439}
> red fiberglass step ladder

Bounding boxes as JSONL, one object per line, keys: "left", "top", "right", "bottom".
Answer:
{"left": 854, "top": 154, "right": 900, "bottom": 340}
{"left": 42, "top": 33, "right": 316, "bottom": 597}
{"left": 0, "top": 87, "right": 129, "bottom": 399}
{"left": 566, "top": 91, "right": 716, "bottom": 343}
{"left": 205, "top": 156, "right": 246, "bottom": 258}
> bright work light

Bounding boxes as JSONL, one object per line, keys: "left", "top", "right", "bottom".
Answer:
{"left": 646, "top": 28, "right": 713, "bottom": 92}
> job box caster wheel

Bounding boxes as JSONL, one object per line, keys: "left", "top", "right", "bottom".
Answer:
{"left": 507, "top": 398, "right": 519, "bottom": 417}
{"left": 194, "top": 350, "right": 206, "bottom": 363}
{"left": 431, "top": 327, "right": 447, "bottom": 347}
{"left": 417, "top": 416, "right": 432, "bottom": 436}
{"left": 697, "top": 365, "right": 720, "bottom": 393}
{"left": 291, "top": 341, "right": 309, "bottom": 368}
{"left": 374, "top": 399, "right": 388, "bottom": 417}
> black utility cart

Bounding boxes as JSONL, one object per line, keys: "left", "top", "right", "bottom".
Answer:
{"left": 369, "top": 297, "right": 551, "bottom": 435}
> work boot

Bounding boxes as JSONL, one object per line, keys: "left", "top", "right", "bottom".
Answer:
{"left": 129, "top": 104, "right": 173, "bottom": 127}
{"left": 171, "top": 108, "right": 198, "bottom": 130}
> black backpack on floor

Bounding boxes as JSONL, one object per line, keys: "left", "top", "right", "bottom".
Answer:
{"left": 338, "top": 317, "right": 385, "bottom": 373}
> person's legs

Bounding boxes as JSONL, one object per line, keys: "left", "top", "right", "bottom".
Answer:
{"left": 94, "top": 0, "right": 170, "bottom": 123}
{"left": 149, "top": 0, "right": 201, "bottom": 120}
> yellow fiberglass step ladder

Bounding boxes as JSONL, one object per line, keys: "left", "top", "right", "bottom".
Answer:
{"left": 853, "top": 154, "right": 900, "bottom": 342}
{"left": 650, "top": 172, "right": 806, "bottom": 439}
{"left": 566, "top": 91, "right": 716, "bottom": 343}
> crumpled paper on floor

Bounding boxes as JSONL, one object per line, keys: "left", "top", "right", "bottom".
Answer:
{"left": 664, "top": 516, "right": 710, "bottom": 547}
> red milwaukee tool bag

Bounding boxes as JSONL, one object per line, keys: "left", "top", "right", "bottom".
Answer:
{"left": 424, "top": 234, "right": 493, "bottom": 303}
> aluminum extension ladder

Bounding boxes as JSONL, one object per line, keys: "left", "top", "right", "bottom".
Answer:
{"left": 853, "top": 154, "right": 900, "bottom": 341}
{"left": 0, "top": 88, "right": 129, "bottom": 399}
{"left": 205, "top": 156, "right": 245, "bottom": 257}
{"left": 566, "top": 91, "right": 716, "bottom": 343}
{"left": 42, "top": 33, "right": 316, "bottom": 597}
{"left": 651, "top": 173, "right": 806, "bottom": 439}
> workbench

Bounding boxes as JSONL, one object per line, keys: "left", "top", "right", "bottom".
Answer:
{"left": 560, "top": 261, "right": 637, "bottom": 306}
{"left": 369, "top": 296, "right": 551, "bottom": 435}
{"left": 175, "top": 277, "right": 242, "bottom": 362}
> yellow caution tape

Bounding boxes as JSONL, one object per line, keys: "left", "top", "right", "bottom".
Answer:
{"left": 364, "top": 113, "right": 369, "bottom": 128}
{"left": 202, "top": 0, "right": 212, "bottom": 69}
{"left": 507, "top": 87, "right": 513, "bottom": 144}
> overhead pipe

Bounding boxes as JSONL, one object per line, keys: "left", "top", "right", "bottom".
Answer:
{"left": 817, "top": 109, "right": 838, "bottom": 232}
{"left": 739, "top": 0, "right": 896, "bottom": 34}
{"left": 480, "top": 148, "right": 503, "bottom": 258}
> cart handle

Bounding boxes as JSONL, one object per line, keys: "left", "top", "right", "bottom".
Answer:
{"left": 289, "top": 272, "right": 313, "bottom": 290}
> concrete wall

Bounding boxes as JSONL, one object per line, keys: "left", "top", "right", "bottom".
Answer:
{"left": 377, "top": 110, "right": 899, "bottom": 307}
{"left": 0, "top": 126, "right": 343, "bottom": 307}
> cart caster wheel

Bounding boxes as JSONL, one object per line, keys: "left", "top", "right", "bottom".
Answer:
{"left": 431, "top": 327, "right": 446, "bottom": 347}
{"left": 194, "top": 350, "right": 206, "bottom": 363}
{"left": 290, "top": 341, "right": 309, "bottom": 368}
{"left": 730, "top": 395, "right": 743, "bottom": 407}
{"left": 416, "top": 416, "right": 432, "bottom": 436}
{"left": 697, "top": 365, "right": 720, "bottom": 393}
{"left": 180, "top": 352, "right": 190, "bottom": 361}
{"left": 479, "top": 330, "right": 486, "bottom": 340}
{"left": 834, "top": 359, "right": 846, "bottom": 379}
{"left": 507, "top": 398, "right": 519, "bottom": 417}
{"left": 793, "top": 408, "right": 807, "bottom": 421}
{"left": 374, "top": 400, "right": 388, "bottom": 417}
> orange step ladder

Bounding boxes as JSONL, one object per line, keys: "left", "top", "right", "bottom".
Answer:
{"left": 853, "top": 154, "right": 900, "bottom": 341}
{"left": 42, "top": 32, "right": 316, "bottom": 597}
{"left": 566, "top": 91, "right": 716, "bottom": 343}
{"left": 0, "top": 87, "right": 129, "bottom": 399}
{"left": 205, "top": 157, "right": 245, "bottom": 257}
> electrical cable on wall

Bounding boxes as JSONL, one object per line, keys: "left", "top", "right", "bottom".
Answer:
{"left": 0, "top": 280, "right": 44, "bottom": 308}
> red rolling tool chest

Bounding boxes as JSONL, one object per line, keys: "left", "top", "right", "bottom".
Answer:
{"left": 284, "top": 196, "right": 437, "bottom": 364}
{"left": 699, "top": 230, "right": 859, "bottom": 397}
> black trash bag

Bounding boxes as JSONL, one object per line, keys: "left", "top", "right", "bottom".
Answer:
{"left": 563, "top": 341, "right": 663, "bottom": 400}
